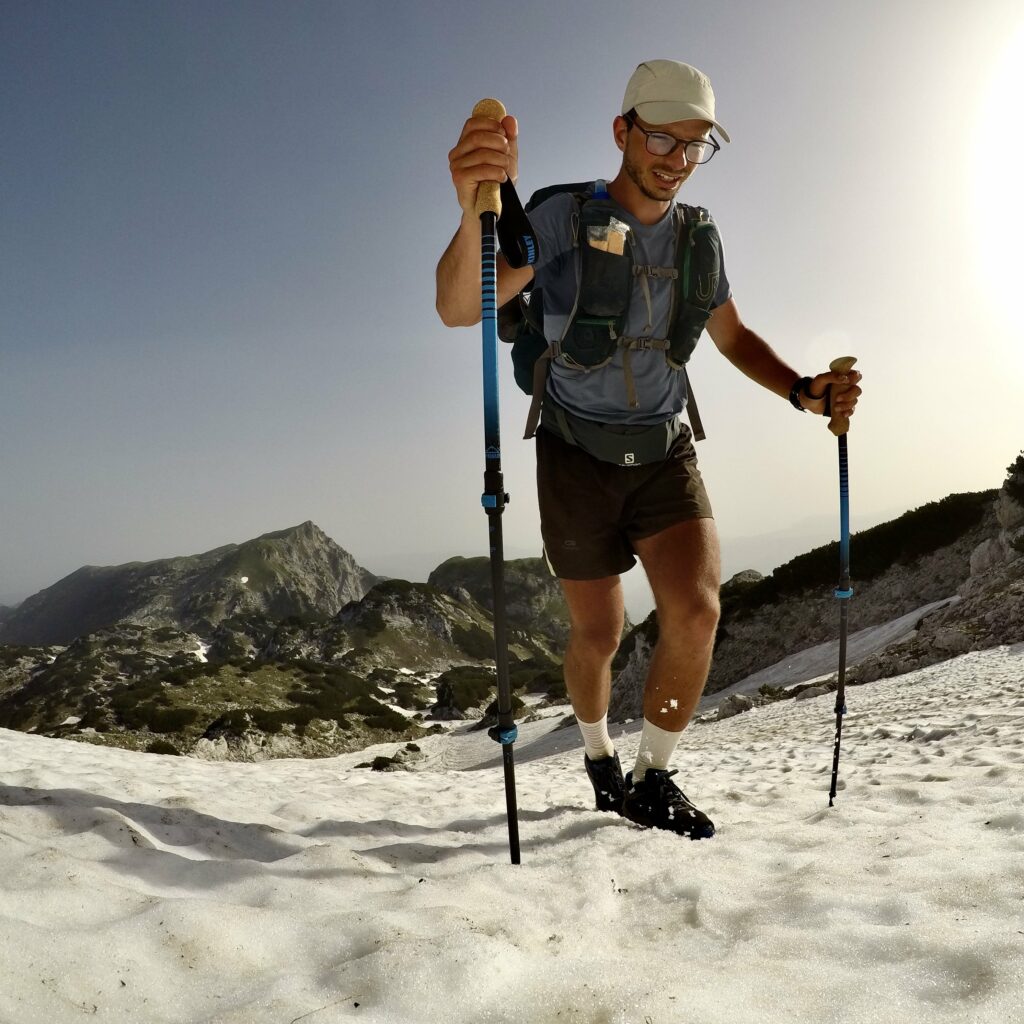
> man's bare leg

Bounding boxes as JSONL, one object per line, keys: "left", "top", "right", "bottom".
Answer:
{"left": 558, "top": 574, "right": 625, "bottom": 724}
{"left": 558, "top": 575, "right": 629, "bottom": 810}
{"left": 621, "top": 519, "right": 720, "bottom": 837}
{"left": 633, "top": 517, "right": 721, "bottom": 735}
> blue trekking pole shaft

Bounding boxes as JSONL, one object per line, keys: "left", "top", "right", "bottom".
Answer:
{"left": 473, "top": 98, "right": 521, "bottom": 864}
{"left": 828, "top": 356, "right": 857, "bottom": 807}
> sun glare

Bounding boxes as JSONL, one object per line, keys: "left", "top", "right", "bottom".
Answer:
{"left": 973, "top": 24, "right": 1024, "bottom": 328}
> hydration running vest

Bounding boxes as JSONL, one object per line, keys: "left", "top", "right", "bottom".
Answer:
{"left": 497, "top": 180, "right": 723, "bottom": 442}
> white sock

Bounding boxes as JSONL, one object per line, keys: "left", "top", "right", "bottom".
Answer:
{"left": 632, "top": 719, "right": 684, "bottom": 782}
{"left": 576, "top": 714, "right": 615, "bottom": 761}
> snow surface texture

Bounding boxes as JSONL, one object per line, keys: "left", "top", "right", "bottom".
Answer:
{"left": 2, "top": 647, "right": 1023, "bottom": 1024}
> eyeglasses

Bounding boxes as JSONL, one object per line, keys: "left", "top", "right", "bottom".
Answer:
{"left": 623, "top": 113, "right": 720, "bottom": 165}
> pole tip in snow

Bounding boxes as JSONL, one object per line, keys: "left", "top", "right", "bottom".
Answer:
{"left": 472, "top": 98, "right": 507, "bottom": 218}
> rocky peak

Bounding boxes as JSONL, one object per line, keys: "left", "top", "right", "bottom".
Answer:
{"left": 255, "top": 521, "right": 324, "bottom": 544}
{"left": 0, "top": 524, "right": 378, "bottom": 646}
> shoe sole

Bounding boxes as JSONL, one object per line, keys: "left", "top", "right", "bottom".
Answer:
{"left": 622, "top": 805, "right": 715, "bottom": 840}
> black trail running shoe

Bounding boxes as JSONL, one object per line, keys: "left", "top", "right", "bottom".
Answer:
{"left": 622, "top": 769, "right": 715, "bottom": 840}
{"left": 584, "top": 752, "right": 626, "bottom": 813}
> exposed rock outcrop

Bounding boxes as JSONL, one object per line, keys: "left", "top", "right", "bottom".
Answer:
{"left": 841, "top": 461, "right": 1024, "bottom": 686}
{"left": 428, "top": 556, "right": 578, "bottom": 647}
{"left": 0, "top": 579, "right": 563, "bottom": 760}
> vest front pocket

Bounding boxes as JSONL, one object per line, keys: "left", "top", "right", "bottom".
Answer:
{"left": 666, "top": 302, "right": 712, "bottom": 368}
{"left": 578, "top": 246, "right": 632, "bottom": 318}
{"left": 562, "top": 317, "right": 619, "bottom": 368}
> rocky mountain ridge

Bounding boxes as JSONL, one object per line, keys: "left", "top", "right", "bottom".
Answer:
{"left": 0, "top": 580, "right": 566, "bottom": 760}
{"left": 0, "top": 532, "right": 572, "bottom": 759}
{"left": 0, "top": 522, "right": 378, "bottom": 646}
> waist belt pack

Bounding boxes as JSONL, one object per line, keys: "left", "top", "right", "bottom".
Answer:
{"left": 496, "top": 178, "right": 721, "bottom": 448}
{"left": 541, "top": 399, "right": 688, "bottom": 467}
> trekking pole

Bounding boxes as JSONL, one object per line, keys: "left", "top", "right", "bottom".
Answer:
{"left": 828, "top": 356, "right": 857, "bottom": 807}
{"left": 473, "top": 97, "right": 521, "bottom": 864}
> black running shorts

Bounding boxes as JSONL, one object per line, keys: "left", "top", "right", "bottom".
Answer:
{"left": 535, "top": 425, "right": 714, "bottom": 580}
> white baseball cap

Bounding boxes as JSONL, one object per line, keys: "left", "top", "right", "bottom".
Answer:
{"left": 621, "top": 59, "right": 731, "bottom": 142}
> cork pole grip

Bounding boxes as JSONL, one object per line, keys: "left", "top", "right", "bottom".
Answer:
{"left": 828, "top": 356, "right": 858, "bottom": 436}
{"left": 472, "top": 98, "right": 506, "bottom": 218}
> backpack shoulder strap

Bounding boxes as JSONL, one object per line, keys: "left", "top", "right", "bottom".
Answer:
{"left": 677, "top": 204, "right": 720, "bottom": 308}
{"left": 672, "top": 203, "right": 717, "bottom": 443}
{"left": 516, "top": 183, "right": 593, "bottom": 334}
{"left": 517, "top": 182, "right": 599, "bottom": 439}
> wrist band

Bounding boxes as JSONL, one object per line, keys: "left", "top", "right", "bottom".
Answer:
{"left": 789, "top": 376, "right": 812, "bottom": 411}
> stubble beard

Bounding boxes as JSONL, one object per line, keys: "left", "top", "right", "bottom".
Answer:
{"left": 624, "top": 149, "right": 689, "bottom": 202}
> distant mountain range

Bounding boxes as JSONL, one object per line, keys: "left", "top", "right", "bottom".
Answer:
{"left": 0, "top": 523, "right": 574, "bottom": 759}
{"left": 1, "top": 451, "right": 1021, "bottom": 761}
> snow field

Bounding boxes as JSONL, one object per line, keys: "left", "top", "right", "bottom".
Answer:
{"left": 1, "top": 646, "right": 1022, "bottom": 1023}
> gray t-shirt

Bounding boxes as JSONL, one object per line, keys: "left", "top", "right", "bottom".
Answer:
{"left": 526, "top": 184, "right": 731, "bottom": 425}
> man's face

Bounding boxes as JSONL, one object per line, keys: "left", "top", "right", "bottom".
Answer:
{"left": 618, "top": 115, "right": 712, "bottom": 202}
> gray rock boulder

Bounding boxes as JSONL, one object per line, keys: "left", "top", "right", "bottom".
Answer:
{"left": 717, "top": 694, "right": 754, "bottom": 720}
{"left": 795, "top": 685, "right": 830, "bottom": 701}
{"left": 931, "top": 627, "right": 973, "bottom": 654}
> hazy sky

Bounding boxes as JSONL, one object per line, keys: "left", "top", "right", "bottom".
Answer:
{"left": 3, "top": 0, "right": 1022, "bottom": 620}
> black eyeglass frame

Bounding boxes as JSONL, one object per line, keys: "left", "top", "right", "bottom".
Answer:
{"left": 622, "top": 112, "right": 721, "bottom": 165}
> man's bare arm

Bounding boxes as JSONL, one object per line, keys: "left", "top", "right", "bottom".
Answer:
{"left": 706, "top": 298, "right": 800, "bottom": 397}
{"left": 707, "top": 298, "right": 862, "bottom": 417}
{"left": 436, "top": 217, "right": 534, "bottom": 328}
{"left": 436, "top": 111, "right": 534, "bottom": 328}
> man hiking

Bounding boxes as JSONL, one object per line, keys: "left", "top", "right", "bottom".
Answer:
{"left": 436, "top": 59, "right": 862, "bottom": 839}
